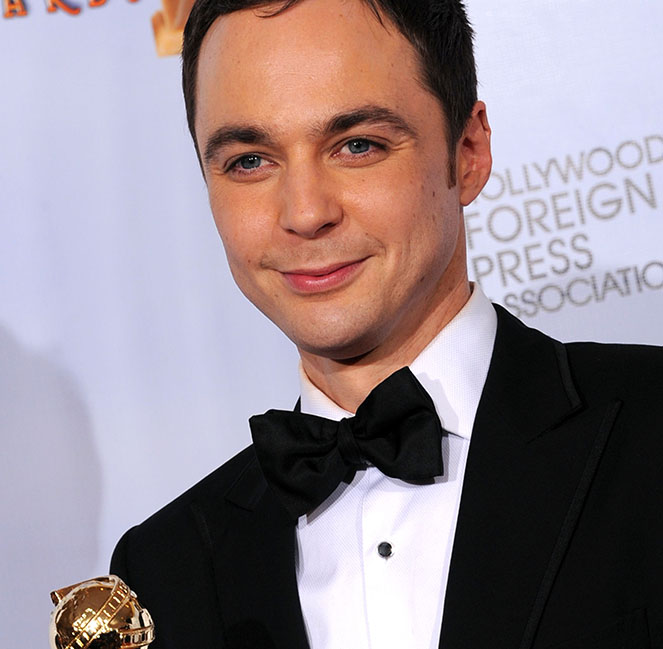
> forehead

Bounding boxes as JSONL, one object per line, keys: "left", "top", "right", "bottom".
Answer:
{"left": 194, "top": 0, "right": 439, "bottom": 141}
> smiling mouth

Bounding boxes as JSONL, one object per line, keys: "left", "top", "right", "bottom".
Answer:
{"left": 281, "top": 259, "right": 367, "bottom": 293}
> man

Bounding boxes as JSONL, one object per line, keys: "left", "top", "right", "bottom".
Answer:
{"left": 111, "top": 1, "right": 663, "bottom": 647}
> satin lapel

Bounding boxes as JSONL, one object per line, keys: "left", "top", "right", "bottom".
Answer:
{"left": 439, "top": 306, "right": 620, "bottom": 649}
{"left": 196, "top": 450, "right": 310, "bottom": 649}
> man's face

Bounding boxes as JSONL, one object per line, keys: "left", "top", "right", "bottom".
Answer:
{"left": 195, "top": 0, "right": 485, "bottom": 360}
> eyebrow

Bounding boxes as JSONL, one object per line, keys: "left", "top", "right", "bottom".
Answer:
{"left": 203, "top": 104, "right": 417, "bottom": 165}
{"left": 204, "top": 126, "right": 275, "bottom": 166}
{"left": 318, "top": 105, "right": 418, "bottom": 139}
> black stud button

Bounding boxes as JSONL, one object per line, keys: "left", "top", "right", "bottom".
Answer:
{"left": 377, "top": 542, "right": 393, "bottom": 558}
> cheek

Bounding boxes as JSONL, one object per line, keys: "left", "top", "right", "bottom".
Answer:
{"left": 212, "top": 223, "right": 258, "bottom": 297}
{"left": 369, "top": 180, "right": 453, "bottom": 251}
{"left": 343, "top": 173, "right": 418, "bottom": 237}
{"left": 220, "top": 229, "right": 259, "bottom": 278}
{"left": 211, "top": 193, "right": 262, "bottom": 266}
{"left": 398, "top": 189, "right": 461, "bottom": 281}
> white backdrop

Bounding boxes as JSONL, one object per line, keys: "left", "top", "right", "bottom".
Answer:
{"left": 1, "top": 1, "right": 661, "bottom": 646}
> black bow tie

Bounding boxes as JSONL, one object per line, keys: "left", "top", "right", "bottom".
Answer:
{"left": 249, "top": 367, "right": 445, "bottom": 519}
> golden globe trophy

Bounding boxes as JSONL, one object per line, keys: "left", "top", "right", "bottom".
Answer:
{"left": 49, "top": 575, "right": 155, "bottom": 649}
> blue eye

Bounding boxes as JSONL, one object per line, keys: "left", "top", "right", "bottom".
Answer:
{"left": 238, "top": 154, "right": 262, "bottom": 169}
{"left": 347, "top": 139, "right": 371, "bottom": 154}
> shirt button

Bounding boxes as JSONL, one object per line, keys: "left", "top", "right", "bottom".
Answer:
{"left": 377, "top": 541, "right": 393, "bottom": 558}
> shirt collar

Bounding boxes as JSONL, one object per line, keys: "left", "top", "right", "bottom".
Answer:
{"left": 299, "top": 284, "right": 497, "bottom": 439}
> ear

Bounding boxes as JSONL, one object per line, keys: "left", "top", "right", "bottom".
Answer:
{"left": 456, "top": 101, "right": 492, "bottom": 206}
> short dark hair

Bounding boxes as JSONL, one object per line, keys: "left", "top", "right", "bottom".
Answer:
{"left": 182, "top": 0, "right": 477, "bottom": 181}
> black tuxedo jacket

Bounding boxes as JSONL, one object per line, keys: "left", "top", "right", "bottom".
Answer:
{"left": 111, "top": 306, "right": 663, "bottom": 648}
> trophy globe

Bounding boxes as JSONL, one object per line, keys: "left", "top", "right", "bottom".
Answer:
{"left": 49, "top": 575, "right": 154, "bottom": 649}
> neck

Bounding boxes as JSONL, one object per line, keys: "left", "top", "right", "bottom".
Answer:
{"left": 299, "top": 272, "right": 471, "bottom": 413}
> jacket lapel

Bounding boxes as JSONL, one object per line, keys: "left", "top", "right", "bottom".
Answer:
{"left": 439, "top": 306, "right": 620, "bottom": 649}
{"left": 197, "top": 450, "right": 310, "bottom": 649}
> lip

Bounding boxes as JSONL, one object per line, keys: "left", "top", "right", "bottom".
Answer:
{"left": 281, "top": 259, "right": 367, "bottom": 293}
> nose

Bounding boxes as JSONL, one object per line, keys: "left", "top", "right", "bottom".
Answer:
{"left": 278, "top": 163, "right": 342, "bottom": 238}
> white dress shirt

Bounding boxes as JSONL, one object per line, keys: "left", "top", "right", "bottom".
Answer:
{"left": 296, "top": 285, "right": 498, "bottom": 649}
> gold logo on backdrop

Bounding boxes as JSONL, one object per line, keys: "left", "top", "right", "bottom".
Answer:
{"left": 3, "top": 0, "right": 138, "bottom": 18}
{"left": 152, "top": 0, "right": 195, "bottom": 56}
{"left": 3, "top": 0, "right": 27, "bottom": 16}
{"left": 2, "top": 0, "right": 192, "bottom": 58}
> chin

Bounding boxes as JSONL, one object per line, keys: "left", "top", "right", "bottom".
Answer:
{"left": 262, "top": 293, "right": 395, "bottom": 360}
{"left": 285, "top": 319, "right": 386, "bottom": 361}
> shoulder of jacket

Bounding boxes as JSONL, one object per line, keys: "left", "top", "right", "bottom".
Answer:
{"left": 128, "top": 444, "right": 258, "bottom": 536}
{"left": 563, "top": 339, "right": 663, "bottom": 403}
